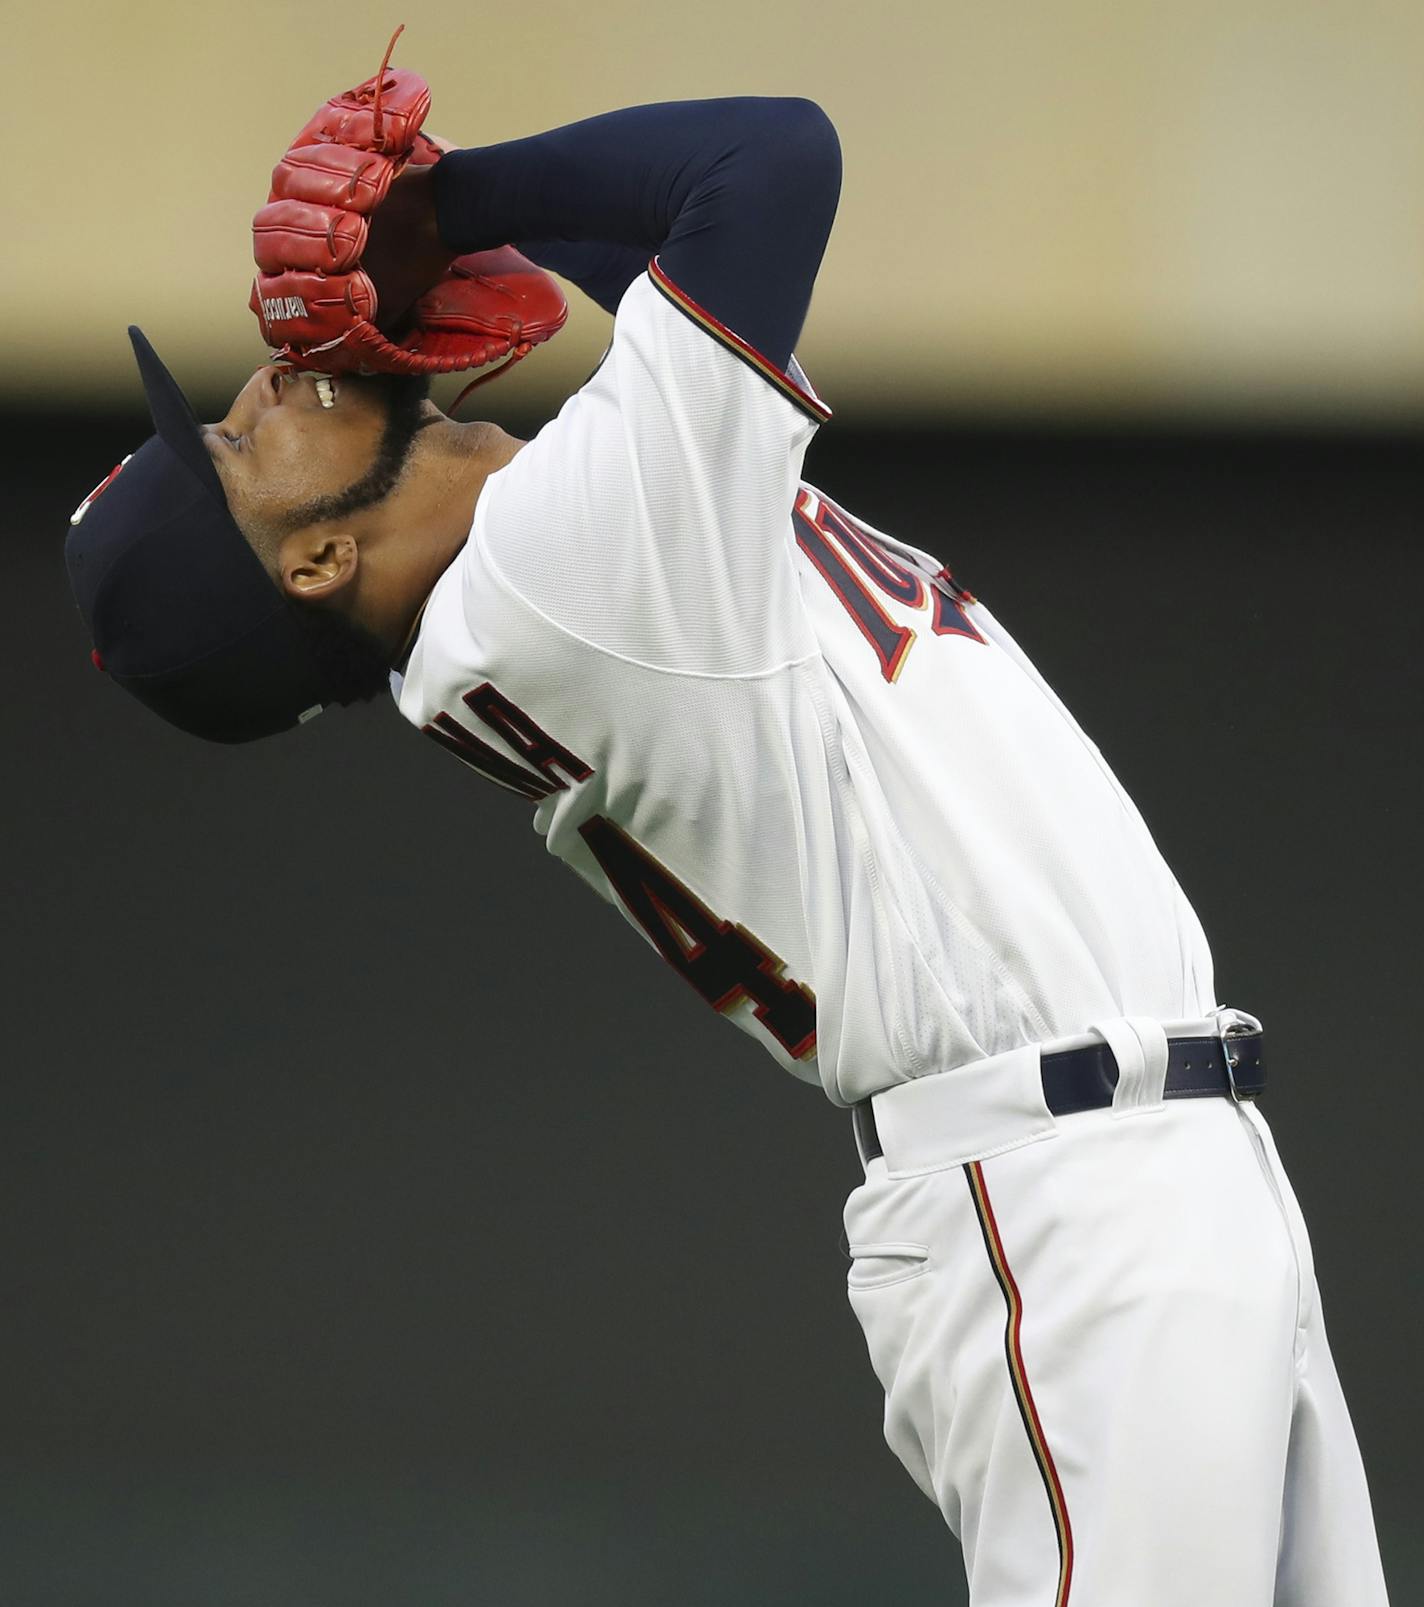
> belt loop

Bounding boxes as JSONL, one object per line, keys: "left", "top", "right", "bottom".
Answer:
{"left": 1090, "top": 1016, "right": 1169, "bottom": 1118}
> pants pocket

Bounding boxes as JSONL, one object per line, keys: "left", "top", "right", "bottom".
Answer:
{"left": 846, "top": 1249, "right": 939, "bottom": 1500}
{"left": 846, "top": 1240, "right": 932, "bottom": 1291}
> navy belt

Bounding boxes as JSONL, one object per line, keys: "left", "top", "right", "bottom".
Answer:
{"left": 852, "top": 1030, "right": 1265, "bottom": 1164}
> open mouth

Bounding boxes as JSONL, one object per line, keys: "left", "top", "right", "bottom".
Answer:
{"left": 271, "top": 367, "right": 338, "bottom": 409}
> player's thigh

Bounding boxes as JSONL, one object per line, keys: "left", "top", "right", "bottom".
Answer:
{"left": 1275, "top": 1306, "right": 1392, "bottom": 1607}
{"left": 969, "top": 1100, "right": 1301, "bottom": 1606}
{"left": 846, "top": 1100, "right": 1306, "bottom": 1606}
{"left": 843, "top": 1161, "right": 973, "bottom": 1510}
{"left": 1241, "top": 1106, "right": 1392, "bottom": 1607}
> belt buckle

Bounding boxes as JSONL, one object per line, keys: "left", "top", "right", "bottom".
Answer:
{"left": 1218, "top": 1020, "right": 1254, "bottom": 1103}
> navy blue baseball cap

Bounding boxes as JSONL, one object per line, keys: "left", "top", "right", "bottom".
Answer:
{"left": 64, "top": 329, "right": 337, "bottom": 743}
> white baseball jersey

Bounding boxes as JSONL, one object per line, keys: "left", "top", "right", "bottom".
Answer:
{"left": 394, "top": 263, "right": 1217, "bottom": 1106}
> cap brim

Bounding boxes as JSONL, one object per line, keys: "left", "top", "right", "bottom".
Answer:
{"left": 128, "top": 326, "right": 226, "bottom": 501}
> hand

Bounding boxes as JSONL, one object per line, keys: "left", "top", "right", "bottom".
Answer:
{"left": 361, "top": 162, "right": 458, "bottom": 334}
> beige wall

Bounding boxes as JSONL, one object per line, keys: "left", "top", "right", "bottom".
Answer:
{"left": 6, "top": 0, "right": 1423, "bottom": 418}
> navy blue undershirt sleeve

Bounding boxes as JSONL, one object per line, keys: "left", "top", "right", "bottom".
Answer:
{"left": 434, "top": 98, "right": 840, "bottom": 372}
{"left": 513, "top": 239, "right": 649, "bottom": 317}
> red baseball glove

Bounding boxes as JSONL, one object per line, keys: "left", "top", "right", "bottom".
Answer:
{"left": 249, "top": 28, "right": 566, "bottom": 390}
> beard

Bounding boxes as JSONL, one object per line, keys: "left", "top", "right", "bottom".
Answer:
{"left": 281, "top": 373, "right": 438, "bottom": 706}
{"left": 275, "top": 373, "right": 435, "bottom": 535}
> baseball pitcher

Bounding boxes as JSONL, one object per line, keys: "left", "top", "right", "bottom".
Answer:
{"left": 64, "top": 38, "right": 1389, "bottom": 1606}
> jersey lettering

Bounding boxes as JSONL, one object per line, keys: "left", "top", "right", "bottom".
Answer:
{"left": 818, "top": 494, "right": 925, "bottom": 607}
{"left": 464, "top": 683, "right": 595, "bottom": 790}
{"left": 794, "top": 490, "right": 915, "bottom": 681}
{"left": 423, "top": 713, "right": 554, "bottom": 799}
{"left": 423, "top": 683, "right": 593, "bottom": 800}
{"left": 793, "top": 488, "right": 983, "bottom": 675}
{"left": 579, "top": 815, "right": 817, "bottom": 1060}
{"left": 929, "top": 569, "right": 982, "bottom": 641}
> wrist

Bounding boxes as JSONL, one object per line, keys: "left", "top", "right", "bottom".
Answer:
{"left": 433, "top": 149, "right": 478, "bottom": 253}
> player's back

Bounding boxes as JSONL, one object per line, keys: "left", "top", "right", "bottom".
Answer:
{"left": 397, "top": 270, "right": 1216, "bottom": 1106}
{"left": 786, "top": 483, "right": 1216, "bottom": 1099}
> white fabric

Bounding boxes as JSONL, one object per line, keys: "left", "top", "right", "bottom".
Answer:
{"left": 396, "top": 271, "right": 1218, "bottom": 1105}
{"left": 394, "top": 271, "right": 1387, "bottom": 1598}
{"left": 845, "top": 1097, "right": 1391, "bottom": 1606}
{"left": 869, "top": 1044, "right": 1056, "bottom": 1176}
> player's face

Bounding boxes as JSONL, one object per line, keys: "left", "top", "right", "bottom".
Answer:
{"left": 202, "top": 366, "right": 422, "bottom": 540}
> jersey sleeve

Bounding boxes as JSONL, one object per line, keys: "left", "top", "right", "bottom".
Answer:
{"left": 472, "top": 264, "right": 829, "bottom": 676}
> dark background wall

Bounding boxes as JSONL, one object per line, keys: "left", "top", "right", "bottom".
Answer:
{"left": 4, "top": 408, "right": 1419, "bottom": 1605}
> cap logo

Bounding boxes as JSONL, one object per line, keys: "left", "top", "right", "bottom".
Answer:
{"left": 70, "top": 455, "right": 133, "bottom": 526}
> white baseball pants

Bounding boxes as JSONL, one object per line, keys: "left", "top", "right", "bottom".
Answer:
{"left": 843, "top": 1022, "right": 1389, "bottom": 1606}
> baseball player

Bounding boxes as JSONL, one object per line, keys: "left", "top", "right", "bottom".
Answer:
{"left": 64, "top": 47, "right": 1389, "bottom": 1606}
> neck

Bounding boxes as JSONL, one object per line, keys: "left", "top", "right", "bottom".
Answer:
{"left": 354, "top": 412, "right": 524, "bottom": 661}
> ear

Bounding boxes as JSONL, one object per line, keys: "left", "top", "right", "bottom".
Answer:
{"left": 277, "top": 530, "right": 359, "bottom": 602}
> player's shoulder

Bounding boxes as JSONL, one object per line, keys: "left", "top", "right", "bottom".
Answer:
{"left": 606, "top": 263, "right": 830, "bottom": 426}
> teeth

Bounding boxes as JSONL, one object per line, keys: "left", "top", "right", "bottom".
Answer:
{"left": 314, "top": 375, "right": 336, "bottom": 409}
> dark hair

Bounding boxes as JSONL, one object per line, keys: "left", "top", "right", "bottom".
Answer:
{"left": 295, "top": 601, "right": 395, "bottom": 706}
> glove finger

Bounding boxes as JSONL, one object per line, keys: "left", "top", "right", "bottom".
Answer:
{"left": 287, "top": 68, "right": 430, "bottom": 157}
{"left": 270, "top": 145, "right": 396, "bottom": 214}
{"left": 254, "top": 200, "right": 368, "bottom": 275}
{"left": 252, "top": 268, "right": 375, "bottom": 360}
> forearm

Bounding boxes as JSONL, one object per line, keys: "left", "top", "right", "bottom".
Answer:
{"left": 435, "top": 98, "right": 841, "bottom": 369}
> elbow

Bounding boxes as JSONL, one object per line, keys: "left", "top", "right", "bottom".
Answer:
{"left": 755, "top": 97, "right": 842, "bottom": 217}
{"left": 772, "top": 98, "right": 842, "bottom": 185}
{"left": 778, "top": 97, "right": 840, "bottom": 150}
